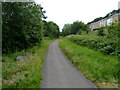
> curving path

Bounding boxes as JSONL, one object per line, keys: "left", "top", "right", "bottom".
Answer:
{"left": 41, "top": 40, "right": 97, "bottom": 88}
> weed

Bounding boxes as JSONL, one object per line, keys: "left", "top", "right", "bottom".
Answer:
{"left": 2, "top": 39, "right": 54, "bottom": 88}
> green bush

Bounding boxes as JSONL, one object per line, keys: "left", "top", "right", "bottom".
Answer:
{"left": 2, "top": 2, "right": 44, "bottom": 54}
{"left": 67, "top": 35, "right": 117, "bottom": 55}
{"left": 97, "top": 27, "right": 105, "bottom": 36}
{"left": 107, "top": 23, "right": 118, "bottom": 38}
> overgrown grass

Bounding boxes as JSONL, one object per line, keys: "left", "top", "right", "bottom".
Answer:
{"left": 2, "top": 39, "right": 54, "bottom": 88}
{"left": 67, "top": 33, "right": 118, "bottom": 55}
{"left": 59, "top": 38, "right": 118, "bottom": 88}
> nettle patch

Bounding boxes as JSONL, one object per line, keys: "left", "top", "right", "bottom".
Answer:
{"left": 67, "top": 36, "right": 118, "bottom": 55}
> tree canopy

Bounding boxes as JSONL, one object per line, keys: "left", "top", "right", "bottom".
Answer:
{"left": 62, "top": 21, "right": 89, "bottom": 36}
{"left": 43, "top": 21, "right": 60, "bottom": 39}
{"left": 2, "top": 2, "right": 60, "bottom": 54}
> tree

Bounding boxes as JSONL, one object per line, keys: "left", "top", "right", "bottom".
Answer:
{"left": 62, "top": 24, "right": 71, "bottom": 36}
{"left": 70, "top": 21, "right": 88, "bottom": 34}
{"left": 62, "top": 21, "right": 89, "bottom": 36}
{"left": 43, "top": 21, "right": 60, "bottom": 38}
{"left": 2, "top": 2, "right": 44, "bottom": 54}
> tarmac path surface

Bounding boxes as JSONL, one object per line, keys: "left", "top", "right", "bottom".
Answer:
{"left": 41, "top": 40, "right": 97, "bottom": 88}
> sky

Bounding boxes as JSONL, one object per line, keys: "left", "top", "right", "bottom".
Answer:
{"left": 35, "top": 0, "right": 119, "bottom": 31}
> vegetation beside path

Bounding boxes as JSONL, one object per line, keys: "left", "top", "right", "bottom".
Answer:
{"left": 2, "top": 39, "right": 54, "bottom": 88}
{"left": 59, "top": 38, "right": 118, "bottom": 88}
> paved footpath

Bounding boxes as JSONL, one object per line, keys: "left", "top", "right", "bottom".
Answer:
{"left": 41, "top": 40, "right": 97, "bottom": 88}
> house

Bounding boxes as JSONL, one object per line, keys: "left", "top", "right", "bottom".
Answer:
{"left": 89, "top": 13, "right": 120, "bottom": 30}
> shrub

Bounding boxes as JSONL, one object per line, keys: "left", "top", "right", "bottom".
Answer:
{"left": 67, "top": 35, "right": 117, "bottom": 55}
{"left": 97, "top": 27, "right": 105, "bottom": 36}
{"left": 2, "top": 2, "right": 44, "bottom": 54}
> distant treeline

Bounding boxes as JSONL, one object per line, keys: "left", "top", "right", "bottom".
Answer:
{"left": 61, "top": 21, "right": 89, "bottom": 36}
{"left": 2, "top": 2, "right": 60, "bottom": 54}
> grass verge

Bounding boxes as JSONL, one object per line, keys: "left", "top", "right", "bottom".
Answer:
{"left": 2, "top": 39, "right": 54, "bottom": 88}
{"left": 59, "top": 38, "right": 118, "bottom": 88}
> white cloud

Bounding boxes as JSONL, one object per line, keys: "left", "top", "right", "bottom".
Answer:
{"left": 35, "top": 0, "right": 119, "bottom": 31}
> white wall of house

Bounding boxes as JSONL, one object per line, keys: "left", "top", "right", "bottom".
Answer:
{"left": 89, "top": 13, "right": 120, "bottom": 30}
{"left": 107, "top": 18, "right": 111, "bottom": 26}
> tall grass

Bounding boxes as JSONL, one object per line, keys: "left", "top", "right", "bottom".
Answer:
{"left": 2, "top": 39, "right": 54, "bottom": 88}
{"left": 59, "top": 38, "right": 118, "bottom": 88}
{"left": 67, "top": 34, "right": 118, "bottom": 55}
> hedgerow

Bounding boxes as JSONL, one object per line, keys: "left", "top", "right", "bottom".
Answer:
{"left": 67, "top": 35, "right": 118, "bottom": 55}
